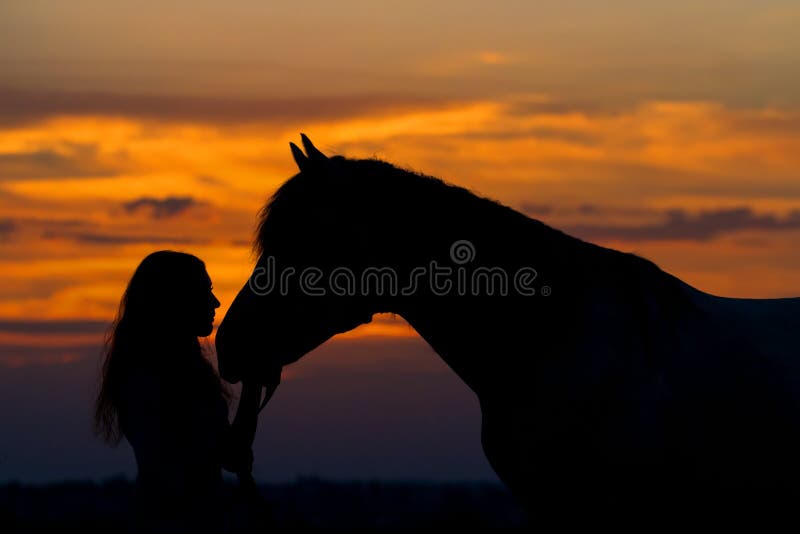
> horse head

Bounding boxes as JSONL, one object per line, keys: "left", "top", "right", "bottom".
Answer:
{"left": 215, "top": 135, "right": 376, "bottom": 386}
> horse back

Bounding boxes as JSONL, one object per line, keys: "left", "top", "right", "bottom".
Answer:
{"left": 477, "top": 265, "right": 800, "bottom": 526}
{"left": 685, "top": 287, "right": 800, "bottom": 374}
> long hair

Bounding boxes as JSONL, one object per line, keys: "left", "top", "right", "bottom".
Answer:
{"left": 94, "top": 250, "right": 229, "bottom": 445}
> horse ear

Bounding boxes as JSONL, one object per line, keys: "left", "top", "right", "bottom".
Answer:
{"left": 300, "top": 133, "right": 328, "bottom": 162}
{"left": 290, "top": 142, "right": 309, "bottom": 171}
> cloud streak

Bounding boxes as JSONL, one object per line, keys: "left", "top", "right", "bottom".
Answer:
{"left": 0, "top": 320, "right": 108, "bottom": 367}
{"left": 0, "top": 343, "right": 100, "bottom": 368}
{"left": 0, "top": 218, "right": 14, "bottom": 239}
{"left": 0, "top": 143, "right": 118, "bottom": 181}
{"left": 122, "top": 196, "right": 201, "bottom": 219}
{"left": 566, "top": 207, "right": 800, "bottom": 242}
{"left": 41, "top": 230, "right": 207, "bottom": 246}
{"left": 0, "top": 319, "right": 109, "bottom": 336}
{"left": 0, "top": 87, "right": 448, "bottom": 127}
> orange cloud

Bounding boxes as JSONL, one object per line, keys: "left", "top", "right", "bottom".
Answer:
{"left": 1, "top": 93, "right": 799, "bottom": 365}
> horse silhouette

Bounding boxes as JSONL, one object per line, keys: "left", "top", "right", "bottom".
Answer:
{"left": 216, "top": 134, "right": 800, "bottom": 528}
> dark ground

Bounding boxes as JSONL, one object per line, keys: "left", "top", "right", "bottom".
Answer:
{"left": 0, "top": 477, "right": 528, "bottom": 533}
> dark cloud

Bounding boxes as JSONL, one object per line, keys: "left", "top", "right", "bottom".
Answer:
{"left": 41, "top": 230, "right": 206, "bottom": 246}
{"left": 0, "top": 87, "right": 447, "bottom": 126}
{"left": 0, "top": 216, "right": 97, "bottom": 244}
{"left": 122, "top": 196, "right": 200, "bottom": 219}
{"left": 0, "top": 218, "right": 15, "bottom": 239}
{"left": 566, "top": 207, "right": 800, "bottom": 242}
{"left": 196, "top": 174, "right": 222, "bottom": 185}
{"left": 0, "top": 142, "right": 118, "bottom": 180}
{"left": 0, "top": 319, "right": 109, "bottom": 336}
{"left": 520, "top": 203, "right": 651, "bottom": 218}
{"left": 571, "top": 204, "right": 654, "bottom": 217}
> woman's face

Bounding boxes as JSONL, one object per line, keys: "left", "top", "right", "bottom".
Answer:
{"left": 188, "top": 269, "right": 221, "bottom": 337}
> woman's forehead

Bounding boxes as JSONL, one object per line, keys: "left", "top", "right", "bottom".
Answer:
{"left": 187, "top": 268, "right": 212, "bottom": 286}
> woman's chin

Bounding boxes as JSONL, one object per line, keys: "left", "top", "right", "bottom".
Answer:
{"left": 197, "top": 323, "right": 214, "bottom": 337}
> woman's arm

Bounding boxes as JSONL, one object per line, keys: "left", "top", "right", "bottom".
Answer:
{"left": 222, "top": 367, "right": 281, "bottom": 474}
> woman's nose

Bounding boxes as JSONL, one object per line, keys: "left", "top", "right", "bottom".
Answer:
{"left": 212, "top": 293, "right": 221, "bottom": 308}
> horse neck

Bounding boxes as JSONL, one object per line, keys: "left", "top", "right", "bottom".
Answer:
{"left": 362, "top": 178, "right": 595, "bottom": 396}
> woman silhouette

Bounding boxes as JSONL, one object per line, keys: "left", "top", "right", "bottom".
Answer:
{"left": 94, "top": 250, "right": 272, "bottom": 533}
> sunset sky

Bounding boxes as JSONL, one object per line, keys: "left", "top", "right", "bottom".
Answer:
{"left": 1, "top": 1, "right": 800, "bottom": 483}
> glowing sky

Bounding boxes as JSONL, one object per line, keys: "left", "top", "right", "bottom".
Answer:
{"left": 1, "top": 0, "right": 799, "bottom": 483}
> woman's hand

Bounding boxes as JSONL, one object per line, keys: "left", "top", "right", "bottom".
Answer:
{"left": 222, "top": 381, "right": 263, "bottom": 474}
{"left": 222, "top": 368, "right": 282, "bottom": 475}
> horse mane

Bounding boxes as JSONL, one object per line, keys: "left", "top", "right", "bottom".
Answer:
{"left": 254, "top": 155, "right": 576, "bottom": 257}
